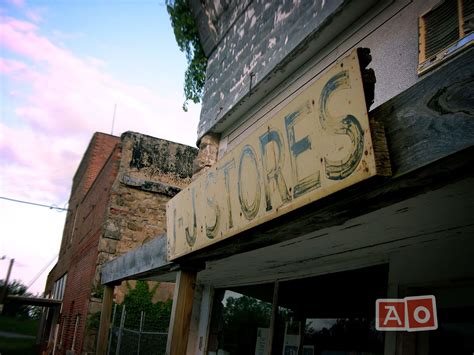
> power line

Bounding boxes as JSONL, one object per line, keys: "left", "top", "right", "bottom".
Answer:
{"left": 0, "top": 196, "right": 69, "bottom": 212}
{"left": 26, "top": 253, "right": 58, "bottom": 291}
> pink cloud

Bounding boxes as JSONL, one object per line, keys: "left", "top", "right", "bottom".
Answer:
{"left": 0, "top": 8, "right": 201, "bottom": 294}
{"left": 0, "top": 14, "right": 199, "bottom": 205}
{"left": 25, "top": 7, "right": 46, "bottom": 23}
{"left": 6, "top": 0, "right": 25, "bottom": 8}
{"left": 0, "top": 57, "right": 28, "bottom": 74}
{"left": 0, "top": 123, "right": 81, "bottom": 202}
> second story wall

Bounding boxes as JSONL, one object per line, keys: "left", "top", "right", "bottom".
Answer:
{"left": 191, "top": 0, "right": 445, "bottom": 146}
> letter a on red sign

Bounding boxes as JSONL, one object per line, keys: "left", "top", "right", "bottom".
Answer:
{"left": 376, "top": 299, "right": 406, "bottom": 330}
{"left": 405, "top": 295, "right": 438, "bottom": 331}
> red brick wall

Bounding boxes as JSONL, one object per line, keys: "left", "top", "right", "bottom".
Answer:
{"left": 71, "top": 133, "right": 120, "bottom": 201}
{"left": 60, "top": 236, "right": 98, "bottom": 353}
{"left": 47, "top": 137, "right": 121, "bottom": 355}
{"left": 47, "top": 133, "right": 120, "bottom": 296}
{"left": 63, "top": 144, "right": 120, "bottom": 355}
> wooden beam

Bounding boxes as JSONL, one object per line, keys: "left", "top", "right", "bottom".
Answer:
{"left": 377, "top": 48, "right": 474, "bottom": 175}
{"left": 101, "top": 236, "right": 175, "bottom": 285}
{"left": 96, "top": 285, "right": 114, "bottom": 355}
{"left": 166, "top": 270, "right": 197, "bottom": 355}
{"left": 5, "top": 295, "right": 61, "bottom": 307}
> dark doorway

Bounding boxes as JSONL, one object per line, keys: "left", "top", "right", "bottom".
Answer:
{"left": 274, "top": 264, "right": 388, "bottom": 355}
{"left": 208, "top": 264, "right": 388, "bottom": 354}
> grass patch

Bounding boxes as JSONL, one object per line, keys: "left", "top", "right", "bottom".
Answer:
{"left": 0, "top": 315, "right": 39, "bottom": 336}
{"left": 0, "top": 316, "right": 38, "bottom": 355}
{"left": 0, "top": 336, "right": 36, "bottom": 355}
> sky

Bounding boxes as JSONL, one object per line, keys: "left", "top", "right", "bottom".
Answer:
{"left": 0, "top": 0, "right": 200, "bottom": 294}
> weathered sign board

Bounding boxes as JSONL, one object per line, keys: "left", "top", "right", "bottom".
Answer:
{"left": 167, "top": 49, "right": 386, "bottom": 260}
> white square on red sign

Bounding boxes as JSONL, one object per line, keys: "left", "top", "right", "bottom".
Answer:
{"left": 376, "top": 299, "right": 407, "bottom": 331}
{"left": 405, "top": 295, "right": 438, "bottom": 332}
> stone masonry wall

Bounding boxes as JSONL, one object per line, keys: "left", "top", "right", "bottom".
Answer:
{"left": 192, "top": 132, "right": 220, "bottom": 179}
{"left": 95, "top": 132, "right": 197, "bottom": 282}
{"left": 93, "top": 131, "right": 197, "bottom": 317}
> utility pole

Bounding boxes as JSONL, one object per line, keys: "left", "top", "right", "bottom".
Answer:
{"left": 0, "top": 257, "right": 14, "bottom": 314}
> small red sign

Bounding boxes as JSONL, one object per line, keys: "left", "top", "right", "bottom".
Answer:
{"left": 376, "top": 295, "right": 437, "bottom": 332}
{"left": 405, "top": 295, "right": 438, "bottom": 331}
{"left": 376, "top": 299, "right": 406, "bottom": 331}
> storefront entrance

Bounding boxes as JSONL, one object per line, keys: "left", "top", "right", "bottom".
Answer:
{"left": 208, "top": 264, "right": 388, "bottom": 355}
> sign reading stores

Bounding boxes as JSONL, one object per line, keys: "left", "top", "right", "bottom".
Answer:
{"left": 167, "top": 49, "right": 380, "bottom": 260}
{"left": 376, "top": 295, "right": 438, "bottom": 331}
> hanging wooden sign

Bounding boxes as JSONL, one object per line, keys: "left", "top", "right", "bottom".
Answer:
{"left": 167, "top": 49, "right": 389, "bottom": 260}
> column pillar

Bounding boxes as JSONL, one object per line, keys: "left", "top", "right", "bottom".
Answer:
{"left": 96, "top": 284, "right": 114, "bottom": 355}
{"left": 166, "top": 270, "right": 197, "bottom": 355}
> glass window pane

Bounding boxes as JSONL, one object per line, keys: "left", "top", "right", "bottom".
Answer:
{"left": 274, "top": 265, "right": 387, "bottom": 355}
{"left": 208, "top": 283, "right": 274, "bottom": 355}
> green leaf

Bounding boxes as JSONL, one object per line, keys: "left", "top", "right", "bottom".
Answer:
{"left": 167, "top": 0, "right": 208, "bottom": 111}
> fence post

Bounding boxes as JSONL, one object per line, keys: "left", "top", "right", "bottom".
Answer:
{"left": 137, "top": 311, "right": 144, "bottom": 355}
{"left": 116, "top": 305, "right": 126, "bottom": 355}
{"left": 106, "top": 304, "right": 117, "bottom": 355}
{"left": 97, "top": 284, "right": 115, "bottom": 355}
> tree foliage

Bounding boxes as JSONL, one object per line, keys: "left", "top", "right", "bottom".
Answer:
{"left": 220, "top": 295, "right": 272, "bottom": 353}
{"left": 223, "top": 295, "right": 272, "bottom": 328}
{"left": 122, "top": 281, "right": 172, "bottom": 332}
{"left": 0, "top": 279, "right": 40, "bottom": 319}
{"left": 166, "top": 0, "right": 208, "bottom": 111}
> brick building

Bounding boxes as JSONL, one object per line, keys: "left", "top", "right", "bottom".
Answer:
{"left": 41, "top": 131, "right": 197, "bottom": 354}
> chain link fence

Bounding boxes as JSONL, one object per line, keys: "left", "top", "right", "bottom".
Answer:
{"left": 107, "top": 304, "right": 170, "bottom": 355}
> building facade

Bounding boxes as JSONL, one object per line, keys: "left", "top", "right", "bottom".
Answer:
{"left": 42, "top": 132, "right": 197, "bottom": 354}
{"left": 100, "top": 0, "right": 474, "bottom": 354}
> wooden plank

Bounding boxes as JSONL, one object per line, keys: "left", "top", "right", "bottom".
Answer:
{"left": 5, "top": 295, "right": 61, "bottom": 307}
{"left": 166, "top": 270, "right": 197, "bottom": 355}
{"left": 186, "top": 284, "right": 203, "bottom": 355}
{"left": 101, "top": 236, "right": 173, "bottom": 285}
{"left": 382, "top": 48, "right": 474, "bottom": 175}
{"left": 96, "top": 285, "right": 114, "bottom": 355}
{"left": 177, "top": 48, "right": 474, "bottom": 265}
{"left": 458, "top": 0, "right": 464, "bottom": 38}
{"left": 418, "top": 14, "right": 426, "bottom": 64}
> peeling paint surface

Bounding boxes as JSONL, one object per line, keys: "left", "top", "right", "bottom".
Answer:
{"left": 192, "top": 0, "right": 347, "bottom": 139}
{"left": 126, "top": 131, "right": 197, "bottom": 181}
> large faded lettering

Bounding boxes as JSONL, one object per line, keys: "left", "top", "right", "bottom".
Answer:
{"left": 167, "top": 50, "right": 381, "bottom": 260}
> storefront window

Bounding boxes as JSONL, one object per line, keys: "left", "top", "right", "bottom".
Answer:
{"left": 208, "top": 283, "right": 274, "bottom": 354}
{"left": 274, "top": 266, "right": 387, "bottom": 354}
{"left": 403, "top": 284, "right": 474, "bottom": 355}
{"left": 429, "top": 306, "right": 474, "bottom": 354}
{"left": 208, "top": 265, "right": 387, "bottom": 354}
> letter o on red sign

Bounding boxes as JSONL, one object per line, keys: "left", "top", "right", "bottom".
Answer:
{"left": 405, "top": 295, "right": 438, "bottom": 331}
